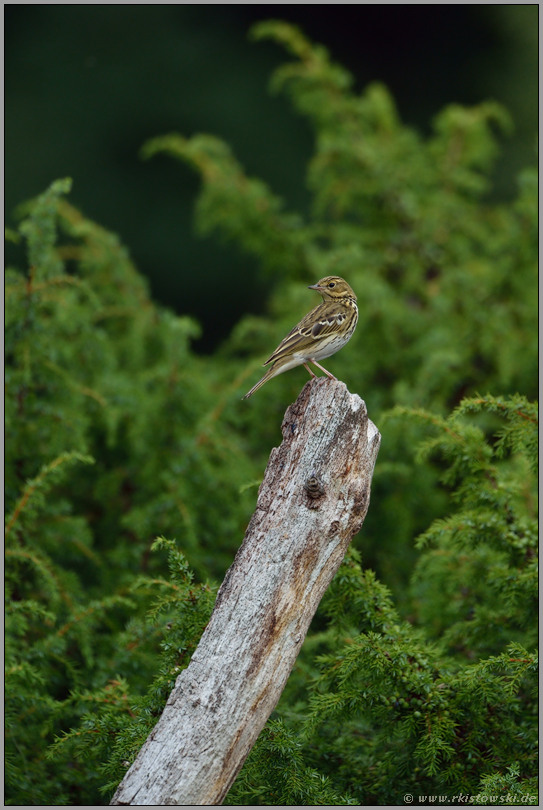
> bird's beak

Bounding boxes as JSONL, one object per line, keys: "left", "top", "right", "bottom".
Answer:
{"left": 308, "top": 283, "right": 321, "bottom": 291}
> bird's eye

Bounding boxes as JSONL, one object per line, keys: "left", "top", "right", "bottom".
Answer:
{"left": 328, "top": 282, "right": 335, "bottom": 288}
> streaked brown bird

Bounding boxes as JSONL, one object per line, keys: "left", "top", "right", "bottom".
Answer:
{"left": 242, "top": 276, "right": 358, "bottom": 399}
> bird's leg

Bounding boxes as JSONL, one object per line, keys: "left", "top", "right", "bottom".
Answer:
{"left": 309, "top": 360, "right": 337, "bottom": 380}
{"left": 303, "top": 363, "right": 318, "bottom": 378}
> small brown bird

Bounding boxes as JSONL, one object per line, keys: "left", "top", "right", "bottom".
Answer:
{"left": 242, "top": 276, "right": 358, "bottom": 399}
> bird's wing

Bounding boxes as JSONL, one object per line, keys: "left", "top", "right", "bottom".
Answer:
{"left": 263, "top": 302, "right": 350, "bottom": 365}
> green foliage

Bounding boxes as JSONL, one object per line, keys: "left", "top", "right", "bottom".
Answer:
{"left": 46, "top": 537, "right": 216, "bottom": 798}
{"left": 472, "top": 762, "right": 538, "bottom": 806}
{"left": 390, "top": 396, "right": 538, "bottom": 656}
{"left": 224, "top": 720, "right": 358, "bottom": 806}
{"left": 5, "top": 179, "right": 251, "bottom": 804}
{"left": 141, "top": 134, "right": 306, "bottom": 279}
{"left": 5, "top": 21, "right": 537, "bottom": 806}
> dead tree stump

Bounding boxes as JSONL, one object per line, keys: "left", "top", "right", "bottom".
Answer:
{"left": 111, "top": 378, "right": 381, "bottom": 806}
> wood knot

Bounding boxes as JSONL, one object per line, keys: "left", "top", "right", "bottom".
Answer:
{"left": 304, "top": 475, "right": 325, "bottom": 499}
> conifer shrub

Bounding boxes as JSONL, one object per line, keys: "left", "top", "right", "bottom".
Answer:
{"left": 5, "top": 180, "right": 256, "bottom": 804}
{"left": 5, "top": 22, "right": 537, "bottom": 806}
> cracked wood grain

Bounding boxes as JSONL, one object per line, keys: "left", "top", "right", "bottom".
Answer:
{"left": 110, "top": 378, "right": 381, "bottom": 806}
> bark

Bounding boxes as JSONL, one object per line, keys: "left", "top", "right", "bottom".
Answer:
{"left": 111, "top": 378, "right": 381, "bottom": 806}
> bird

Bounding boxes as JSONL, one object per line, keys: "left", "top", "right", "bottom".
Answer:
{"left": 242, "top": 276, "right": 358, "bottom": 399}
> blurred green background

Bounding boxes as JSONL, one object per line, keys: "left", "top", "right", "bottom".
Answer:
{"left": 5, "top": 4, "right": 538, "bottom": 351}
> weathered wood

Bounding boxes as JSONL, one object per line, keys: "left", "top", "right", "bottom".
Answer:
{"left": 110, "top": 378, "right": 381, "bottom": 806}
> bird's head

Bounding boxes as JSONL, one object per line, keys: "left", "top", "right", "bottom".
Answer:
{"left": 308, "top": 276, "right": 357, "bottom": 302}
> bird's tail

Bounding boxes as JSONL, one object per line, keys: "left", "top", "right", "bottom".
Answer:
{"left": 241, "top": 365, "right": 278, "bottom": 400}
{"left": 242, "top": 355, "right": 307, "bottom": 399}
